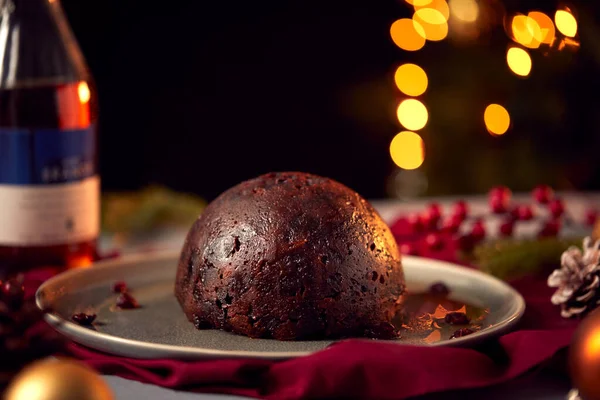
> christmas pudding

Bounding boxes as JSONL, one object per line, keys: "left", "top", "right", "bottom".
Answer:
{"left": 175, "top": 172, "right": 405, "bottom": 340}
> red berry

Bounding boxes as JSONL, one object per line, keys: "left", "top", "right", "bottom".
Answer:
{"left": 490, "top": 196, "right": 508, "bottom": 214}
{"left": 407, "top": 213, "right": 423, "bottom": 233}
{"left": 532, "top": 185, "right": 553, "bottom": 204}
{"left": 489, "top": 186, "right": 511, "bottom": 201}
{"left": 549, "top": 199, "right": 565, "bottom": 218}
{"left": 441, "top": 214, "right": 462, "bottom": 234}
{"left": 427, "top": 203, "right": 442, "bottom": 220}
{"left": 425, "top": 233, "right": 444, "bottom": 250}
{"left": 451, "top": 201, "right": 469, "bottom": 221}
{"left": 429, "top": 282, "right": 450, "bottom": 296}
{"left": 456, "top": 234, "right": 475, "bottom": 252}
{"left": 116, "top": 292, "right": 140, "bottom": 309}
{"left": 471, "top": 221, "right": 486, "bottom": 242}
{"left": 71, "top": 312, "right": 97, "bottom": 326}
{"left": 400, "top": 243, "right": 419, "bottom": 256}
{"left": 450, "top": 328, "right": 474, "bottom": 339}
{"left": 420, "top": 212, "right": 437, "bottom": 231}
{"left": 112, "top": 281, "right": 128, "bottom": 293}
{"left": 516, "top": 205, "right": 534, "bottom": 221}
{"left": 499, "top": 220, "right": 514, "bottom": 237}
{"left": 444, "top": 312, "right": 471, "bottom": 325}
{"left": 538, "top": 220, "right": 561, "bottom": 238}
{"left": 586, "top": 209, "right": 598, "bottom": 226}
{"left": 1, "top": 280, "right": 24, "bottom": 309}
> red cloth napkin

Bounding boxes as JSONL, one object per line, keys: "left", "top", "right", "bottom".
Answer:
{"left": 25, "top": 218, "right": 579, "bottom": 399}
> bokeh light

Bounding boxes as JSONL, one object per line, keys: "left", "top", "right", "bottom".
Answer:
{"left": 506, "top": 47, "right": 532, "bottom": 77}
{"left": 555, "top": 9, "right": 577, "bottom": 37}
{"left": 405, "top": 0, "right": 434, "bottom": 6}
{"left": 413, "top": 8, "right": 449, "bottom": 41}
{"left": 397, "top": 99, "right": 429, "bottom": 131}
{"left": 390, "top": 131, "right": 425, "bottom": 170}
{"left": 394, "top": 64, "right": 428, "bottom": 97}
{"left": 528, "top": 11, "right": 555, "bottom": 45}
{"left": 390, "top": 19, "right": 427, "bottom": 51}
{"left": 448, "top": 0, "right": 479, "bottom": 23}
{"left": 78, "top": 82, "right": 91, "bottom": 104}
{"left": 414, "top": 0, "right": 450, "bottom": 21}
{"left": 511, "top": 15, "right": 542, "bottom": 49}
{"left": 484, "top": 104, "right": 511, "bottom": 136}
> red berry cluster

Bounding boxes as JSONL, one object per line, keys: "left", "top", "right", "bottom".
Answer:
{"left": 400, "top": 184, "right": 598, "bottom": 255}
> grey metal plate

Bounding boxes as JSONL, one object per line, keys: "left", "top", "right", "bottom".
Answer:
{"left": 36, "top": 251, "right": 525, "bottom": 360}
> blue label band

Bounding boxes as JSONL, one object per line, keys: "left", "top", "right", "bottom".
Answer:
{"left": 0, "top": 126, "right": 96, "bottom": 185}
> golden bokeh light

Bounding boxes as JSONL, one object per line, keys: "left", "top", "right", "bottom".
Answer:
{"left": 511, "top": 15, "right": 542, "bottom": 49}
{"left": 78, "top": 82, "right": 91, "bottom": 104}
{"left": 506, "top": 47, "right": 532, "bottom": 77}
{"left": 397, "top": 99, "right": 429, "bottom": 131}
{"left": 484, "top": 104, "right": 510, "bottom": 136}
{"left": 405, "top": 0, "right": 434, "bottom": 6}
{"left": 528, "top": 11, "right": 555, "bottom": 45}
{"left": 413, "top": 8, "right": 449, "bottom": 41}
{"left": 414, "top": 0, "right": 450, "bottom": 21}
{"left": 555, "top": 9, "right": 577, "bottom": 37}
{"left": 390, "top": 131, "right": 425, "bottom": 170}
{"left": 448, "top": 0, "right": 478, "bottom": 23}
{"left": 394, "top": 64, "right": 428, "bottom": 97}
{"left": 390, "top": 19, "right": 427, "bottom": 51}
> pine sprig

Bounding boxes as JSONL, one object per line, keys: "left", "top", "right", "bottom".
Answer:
{"left": 471, "top": 237, "right": 583, "bottom": 280}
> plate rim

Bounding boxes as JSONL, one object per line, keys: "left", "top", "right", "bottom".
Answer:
{"left": 36, "top": 250, "right": 526, "bottom": 360}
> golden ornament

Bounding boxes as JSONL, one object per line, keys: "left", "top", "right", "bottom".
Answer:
{"left": 570, "top": 308, "right": 600, "bottom": 400}
{"left": 4, "top": 358, "right": 114, "bottom": 400}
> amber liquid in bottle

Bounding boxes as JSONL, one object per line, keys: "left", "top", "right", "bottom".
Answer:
{"left": 0, "top": 82, "right": 98, "bottom": 273}
{"left": 0, "top": 0, "right": 100, "bottom": 275}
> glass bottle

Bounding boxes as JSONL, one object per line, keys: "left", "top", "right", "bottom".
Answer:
{"left": 0, "top": 0, "right": 99, "bottom": 274}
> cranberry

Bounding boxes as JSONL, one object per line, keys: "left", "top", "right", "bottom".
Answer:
{"left": 455, "top": 233, "right": 475, "bottom": 252}
{"left": 549, "top": 199, "right": 565, "bottom": 218}
{"left": 532, "top": 184, "right": 553, "bottom": 204}
{"left": 450, "top": 328, "right": 475, "bottom": 339}
{"left": 112, "top": 281, "right": 128, "bottom": 293}
{"left": 407, "top": 213, "right": 423, "bottom": 233}
{"left": 1, "top": 280, "right": 24, "bottom": 309}
{"left": 116, "top": 292, "right": 140, "bottom": 309}
{"left": 451, "top": 200, "right": 469, "bottom": 221}
{"left": 441, "top": 214, "right": 462, "bottom": 234}
{"left": 586, "top": 209, "right": 598, "bottom": 226}
{"left": 471, "top": 220, "right": 486, "bottom": 242}
{"left": 71, "top": 312, "right": 96, "bottom": 326}
{"left": 420, "top": 212, "right": 439, "bottom": 231}
{"left": 427, "top": 203, "right": 442, "bottom": 221}
{"left": 490, "top": 195, "right": 508, "bottom": 214}
{"left": 516, "top": 205, "right": 534, "bottom": 221}
{"left": 399, "top": 243, "right": 419, "bottom": 256}
{"left": 499, "top": 220, "right": 514, "bottom": 237}
{"left": 489, "top": 186, "right": 511, "bottom": 213}
{"left": 425, "top": 233, "right": 444, "bottom": 250}
{"left": 489, "top": 186, "right": 511, "bottom": 201}
{"left": 538, "top": 219, "right": 561, "bottom": 238}
{"left": 429, "top": 282, "right": 450, "bottom": 296}
{"left": 444, "top": 312, "right": 471, "bottom": 325}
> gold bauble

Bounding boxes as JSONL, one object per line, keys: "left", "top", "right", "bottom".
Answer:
{"left": 4, "top": 358, "right": 114, "bottom": 400}
{"left": 570, "top": 308, "right": 600, "bottom": 400}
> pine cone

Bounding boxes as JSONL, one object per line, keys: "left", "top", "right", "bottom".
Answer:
{"left": 0, "top": 274, "right": 65, "bottom": 388}
{"left": 548, "top": 237, "right": 600, "bottom": 318}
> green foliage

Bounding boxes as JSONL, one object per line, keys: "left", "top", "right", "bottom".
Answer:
{"left": 101, "top": 186, "right": 206, "bottom": 235}
{"left": 471, "top": 236, "right": 583, "bottom": 280}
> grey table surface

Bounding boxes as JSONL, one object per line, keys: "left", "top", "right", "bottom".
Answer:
{"left": 96, "top": 194, "right": 597, "bottom": 399}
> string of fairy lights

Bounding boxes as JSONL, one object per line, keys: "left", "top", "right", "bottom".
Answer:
{"left": 389, "top": 0, "right": 579, "bottom": 171}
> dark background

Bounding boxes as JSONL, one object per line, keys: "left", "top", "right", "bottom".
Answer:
{"left": 60, "top": 0, "right": 600, "bottom": 201}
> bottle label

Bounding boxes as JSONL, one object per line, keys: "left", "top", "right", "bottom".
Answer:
{"left": 0, "top": 127, "right": 99, "bottom": 246}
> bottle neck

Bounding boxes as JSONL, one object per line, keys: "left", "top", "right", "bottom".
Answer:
{"left": 0, "top": 0, "right": 89, "bottom": 88}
